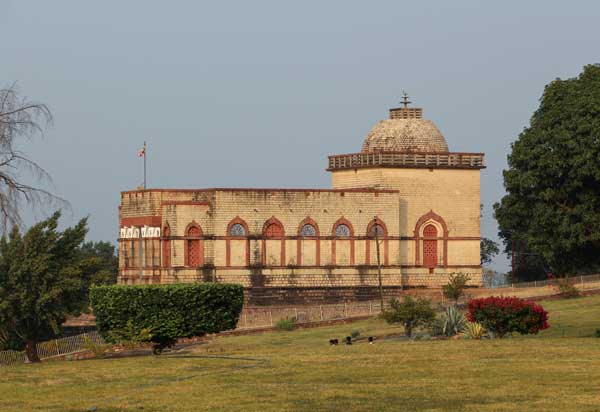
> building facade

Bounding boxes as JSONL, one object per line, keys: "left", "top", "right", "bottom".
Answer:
{"left": 118, "top": 103, "right": 485, "bottom": 304}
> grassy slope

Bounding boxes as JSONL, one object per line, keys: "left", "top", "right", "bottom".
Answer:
{"left": 2, "top": 296, "right": 600, "bottom": 412}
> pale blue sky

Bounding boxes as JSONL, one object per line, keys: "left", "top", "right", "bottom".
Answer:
{"left": 2, "top": 0, "right": 599, "bottom": 272}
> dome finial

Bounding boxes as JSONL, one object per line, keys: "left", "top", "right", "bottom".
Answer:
{"left": 400, "top": 91, "right": 412, "bottom": 109}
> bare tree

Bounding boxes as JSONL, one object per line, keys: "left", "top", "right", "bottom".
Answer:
{"left": 0, "top": 83, "right": 67, "bottom": 229}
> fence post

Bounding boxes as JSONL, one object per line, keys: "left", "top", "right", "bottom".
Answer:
{"left": 581, "top": 275, "right": 584, "bottom": 290}
{"left": 54, "top": 339, "right": 60, "bottom": 356}
{"left": 534, "top": 280, "right": 537, "bottom": 288}
{"left": 344, "top": 302, "right": 348, "bottom": 318}
{"left": 294, "top": 307, "right": 298, "bottom": 320}
{"left": 320, "top": 305, "right": 323, "bottom": 321}
{"left": 269, "top": 309, "right": 273, "bottom": 326}
{"left": 369, "top": 301, "right": 372, "bottom": 315}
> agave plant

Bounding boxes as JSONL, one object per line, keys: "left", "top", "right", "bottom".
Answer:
{"left": 443, "top": 306, "right": 466, "bottom": 336}
{"left": 432, "top": 306, "right": 466, "bottom": 337}
{"left": 463, "top": 322, "right": 486, "bottom": 339}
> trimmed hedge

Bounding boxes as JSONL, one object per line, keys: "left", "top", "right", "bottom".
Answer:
{"left": 90, "top": 283, "right": 244, "bottom": 351}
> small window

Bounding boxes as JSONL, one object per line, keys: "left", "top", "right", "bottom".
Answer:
{"left": 300, "top": 224, "right": 316, "bottom": 237}
{"left": 335, "top": 224, "right": 351, "bottom": 238}
{"left": 188, "top": 226, "right": 201, "bottom": 237}
{"left": 229, "top": 223, "right": 246, "bottom": 237}
{"left": 369, "top": 225, "right": 384, "bottom": 237}
{"left": 265, "top": 222, "right": 284, "bottom": 237}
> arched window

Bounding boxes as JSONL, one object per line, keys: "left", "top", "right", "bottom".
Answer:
{"left": 331, "top": 218, "right": 355, "bottom": 265}
{"left": 262, "top": 218, "right": 285, "bottom": 266}
{"left": 264, "top": 222, "right": 284, "bottom": 237}
{"left": 229, "top": 223, "right": 246, "bottom": 237}
{"left": 423, "top": 224, "right": 438, "bottom": 268}
{"left": 335, "top": 224, "right": 351, "bottom": 237}
{"left": 300, "top": 224, "right": 316, "bottom": 237}
{"left": 226, "top": 217, "right": 249, "bottom": 267}
{"left": 414, "top": 210, "right": 448, "bottom": 268}
{"left": 368, "top": 223, "right": 385, "bottom": 237}
{"left": 370, "top": 225, "right": 384, "bottom": 237}
{"left": 186, "top": 225, "right": 202, "bottom": 267}
{"left": 162, "top": 226, "right": 171, "bottom": 267}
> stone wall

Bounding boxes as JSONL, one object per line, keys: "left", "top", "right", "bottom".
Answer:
{"left": 330, "top": 167, "right": 481, "bottom": 267}
{"left": 118, "top": 184, "right": 483, "bottom": 303}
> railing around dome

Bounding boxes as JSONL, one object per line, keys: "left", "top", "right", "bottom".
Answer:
{"left": 327, "top": 152, "right": 485, "bottom": 170}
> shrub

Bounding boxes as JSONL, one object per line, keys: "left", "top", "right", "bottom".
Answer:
{"left": 107, "top": 320, "right": 152, "bottom": 350}
{"left": 442, "top": 273, "right": 471, "bottom": 305}
{"left": 82, "top": 335, "right": 111, "bottom": 357}
{"left": 462, "top": 322, "right": 486, "bottom": 340}
{"left": 466, "top": 296, "right": 549, "bottom": 338}
{"left": 553, "top": 277, "right": 580, "bottom": 298}
{"left": 350, "top": 329, "right": 360, "bottom": 339}
{"left": 275, "top": 318, "right": 295, "bottom": 331}
{"left": 381, "top": 296, "right": 436, "bottom": 337}
{"left": 90, "top": 283, "right": 244, "bottom": 353}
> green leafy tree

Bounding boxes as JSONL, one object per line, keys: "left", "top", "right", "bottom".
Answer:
{"left": 480, "top": 238, "right": 499, "bottom": 266}
{"left": 78, "top": 241, "right": 118, "bottom": 287}
{"left": 442, "top": 272, "right": 471, "bottom": 305}
{"left": 479, "top": 205, "right": 500, "bottom": 266}
{"left": 494, "top": 64, "right": 600, "bottom": 276}
{"left": 381, "top": 296, "right": 436, "bottom": 337}
{"left": 0, "top": 212, "right": 88, "bottom": 362}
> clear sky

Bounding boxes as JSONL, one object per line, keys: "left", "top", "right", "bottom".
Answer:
{"left": 2, "top": 0, "right": 599, "bottom": 272}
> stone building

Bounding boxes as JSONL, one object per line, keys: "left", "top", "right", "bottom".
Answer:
{"left": 118, "top": 102, "right": 485, "bottom": 304}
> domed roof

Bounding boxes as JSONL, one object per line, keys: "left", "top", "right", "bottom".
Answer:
{"left": 361, "top": 106, "right": 449, "bottom": 153}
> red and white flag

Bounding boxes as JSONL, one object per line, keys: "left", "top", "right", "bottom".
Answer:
{"left": 138, "top": 143, "right": 146, "bottom": 157}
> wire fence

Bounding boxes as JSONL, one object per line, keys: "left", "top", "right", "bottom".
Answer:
{"left": 0, "top": 331, "right": 104, "bottom": 367}
{"left": 500, "top": 273, "right": 600, "bottom": 289}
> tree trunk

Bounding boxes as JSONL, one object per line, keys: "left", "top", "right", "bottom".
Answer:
{"left": 405, "top": 322, "right": 413, "bottom": 338}
{"left": 25, "top": 340, "right": 40, "bottom": 363}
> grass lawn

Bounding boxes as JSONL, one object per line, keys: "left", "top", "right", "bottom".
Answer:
{"left": 2, "top": 295, "right": 600, "bottom": 412}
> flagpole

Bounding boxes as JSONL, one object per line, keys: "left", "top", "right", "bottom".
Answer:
{"left": 143, "top": 140, "right": 147, "bottom": 189}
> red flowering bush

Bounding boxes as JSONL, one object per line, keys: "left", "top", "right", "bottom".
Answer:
{"left": 466, "top": 296, "right": 549, "bottom": 338}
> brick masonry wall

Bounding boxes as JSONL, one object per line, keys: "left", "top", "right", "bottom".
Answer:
{"left": 331, "top": 167, "right": 481, "bottom": 266}
{"left": 118, "top": 184, "right": 483, "bottom": 299}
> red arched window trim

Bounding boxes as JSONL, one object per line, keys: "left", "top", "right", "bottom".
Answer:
{"left": 297, "top": 217, "right": 320, "bottom": 237}
{"left": 297, "top": 217, "right": 320, "bottom": 266}
{"left": 366, "top": 218, "right": 388, "bottom": 237}
{"left": 331, "top": 217, "right": 355, "bottom": 237}
{"left": 226, "top": 216, "right": 249, "bottom": 238}
{"left": 423, "top": 224, "right": 438, "bottom": 268}
{"left": 365, "top": 217, "right": 389, "bottom": 266}
{"left": 263, "top": 217, "right": 285, "bottom": 238}
{"left": 184, "top": 222, "right": 203, "bottom": 267}
{"left": 331, "top": 217, "right": 355, "bottom": 266}
{"left": 414, "top": 210, "right": 448, "bottom": 268}
{"left": 262, "top": 217, "right": 285, "bottom": 266}
{"left": 162, "top": 225, "right": 171, "bottom": 268}
{"left": 225, "top": 217, "right": 250, "bottom": 267}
